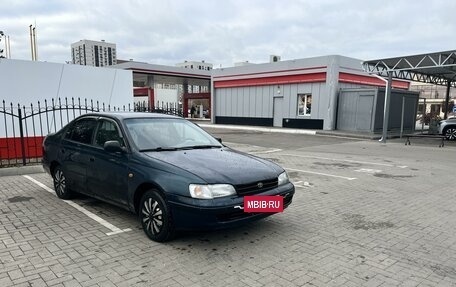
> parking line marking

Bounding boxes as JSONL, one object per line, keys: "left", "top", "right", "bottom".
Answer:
{"left": 251, "top": 148, "right": 282, "bottom": 154}
{"left": 354, "top": 168, "right": 382, "bottom": 174}
{"left": 223, "top": 141, "right": 282, "bottom": 155}
{"left": 293, "top": 181, "right": 314, "bottom": 188}
{"left": 280, "top": 154, "right": 407, "bottom": 168}
{"left": 23, "top": 175, "right": 132, "bottom": 236}
{"left": 285, "top": 167, "right": 357, "bottom": 181}
{"left": 293, "top": 181, "right": 304, "bottom": 188}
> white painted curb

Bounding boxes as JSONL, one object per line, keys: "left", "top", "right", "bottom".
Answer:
{"left": 198, "top": 124, "right": 317, "bottom": 135}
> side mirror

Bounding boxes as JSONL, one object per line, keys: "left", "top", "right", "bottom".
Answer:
{"left": 215, "top": 137, "right": 222, "bottom": 143}
{"left": 104, "top": 140, "right": 124, "bottom": 153}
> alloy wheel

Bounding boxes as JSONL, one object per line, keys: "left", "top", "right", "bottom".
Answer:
{"left": 54, "top": 169, "right": 66, "bottom": 197}
{"left": 141, "top": 198, "right": 163, "bottom": 235}
{"left": 445, "top": 128, "right": 456, "bottom": 140}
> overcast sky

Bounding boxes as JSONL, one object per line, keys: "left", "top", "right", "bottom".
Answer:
{"left": 1, "top": 0, "right": 456, "bottom": 67}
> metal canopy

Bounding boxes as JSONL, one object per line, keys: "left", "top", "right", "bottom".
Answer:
{"left": 362, "top": 50, "right": 456, "bottom": 143}
{"left": 363, "top": 50, "right": 456, "bottom": 87}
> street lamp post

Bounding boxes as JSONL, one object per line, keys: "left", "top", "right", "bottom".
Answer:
{"left": 0, "top": 30, "right": 11, "bottom": 59}
{"left": 0, "top": 30, "right": 4, "bottom": 58}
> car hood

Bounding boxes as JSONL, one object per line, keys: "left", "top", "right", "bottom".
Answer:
{"left": 143, "top": 148, "right": 280, "bottom": 185}
{"left": 442, "top": 118, "right": 456, "bottom": 123}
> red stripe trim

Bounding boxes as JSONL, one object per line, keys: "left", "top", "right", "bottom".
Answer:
{"left": 133, "top": 87, "right": 149, "bottom": 96}
{"left": 0, "top": 136, "right": 45, "bottom": 159}
{"left": 214, "top": 73, "right": 327, "bottom": 88}
{"left": 339, "top": 73, "right": 410, "bottom": 89}
{"left": 213, "top": 66, "right": 327, "bottom": 80}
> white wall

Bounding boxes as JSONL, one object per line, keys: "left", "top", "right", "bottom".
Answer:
{"left": 154, "top": 88, "right": 178, "bottom": 107}
{"left": 0, "top": 59, "right": 133, "bottom": 137}
{"left": 0, "top": 59, "right": 132, "bottom": 107}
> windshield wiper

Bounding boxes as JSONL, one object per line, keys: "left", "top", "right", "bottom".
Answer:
{"left": 180, "top": 145, "right": 222, "bottom": 150}
{"left": 140, "top": 147, "right": 179, "bottom": 152}
{"left": 140, "top": 145, "right": 221, "bottom": 152}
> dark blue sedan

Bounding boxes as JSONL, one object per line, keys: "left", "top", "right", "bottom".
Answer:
{"left": 42, "top": 112, "right": 295, "bottom": 242}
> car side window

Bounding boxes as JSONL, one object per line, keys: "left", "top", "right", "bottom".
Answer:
{"left": 95, "top": 120, "right": 125, "bottom": 147}
{"left": 65, "top": 118, "right": 97, "bottom": 144}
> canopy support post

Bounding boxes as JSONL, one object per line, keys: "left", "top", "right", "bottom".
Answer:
{"left": 380, "top": 72, "right": 393, "bottom": 143}
{"left": 444, "top": 81, "right": 451, "bottom": 120}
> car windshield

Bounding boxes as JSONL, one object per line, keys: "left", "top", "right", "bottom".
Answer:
{"left": 124, "top": 118, "right": 222, "bottom": 151}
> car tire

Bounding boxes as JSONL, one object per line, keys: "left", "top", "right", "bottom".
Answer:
{"left": 443, "top": 126, "right": 456, "bottom": 140}
{"left": 139, "top": 190, "right": 175, "bottom": 242}
{"left": 53, "top": 166, "right": 73, "bottom": 199}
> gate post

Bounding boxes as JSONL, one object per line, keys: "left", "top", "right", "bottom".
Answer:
{"left": 17, "top": 107, "right": 27, "bottom": 166}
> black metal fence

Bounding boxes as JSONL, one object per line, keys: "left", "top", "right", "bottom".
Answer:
{"left": 0, "top": 97, "right": 182, "bottom": 168}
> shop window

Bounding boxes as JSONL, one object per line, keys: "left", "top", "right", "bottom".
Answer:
{"left": 297, "top": 94, "right": 312, "bottom": 116}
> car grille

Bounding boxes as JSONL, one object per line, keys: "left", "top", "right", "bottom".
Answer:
{"left": 234, "top": 178, "right": 278, "bottom": 195}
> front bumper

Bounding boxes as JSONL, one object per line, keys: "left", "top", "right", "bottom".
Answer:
{"left": 167, "top": 182, "right": 295, "bottom": 231}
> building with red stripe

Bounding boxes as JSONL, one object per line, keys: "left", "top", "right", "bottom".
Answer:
{"left": 211, "top": 55, "right": 412, "bottom": 130}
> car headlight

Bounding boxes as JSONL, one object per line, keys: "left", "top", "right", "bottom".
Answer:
{"left": 189, "top": 184, "right": 236, "bottom": 199}
{"left": 278, "top": 171, "right": 289, "bottom": 185}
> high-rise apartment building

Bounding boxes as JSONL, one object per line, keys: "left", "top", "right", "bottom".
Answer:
{"left": 71, "top": 40, "right": 117, "bottom": 67}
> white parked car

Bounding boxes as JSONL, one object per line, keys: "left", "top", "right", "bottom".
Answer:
{"left": 438, "top": 118, "right": 456, "bottom": 140}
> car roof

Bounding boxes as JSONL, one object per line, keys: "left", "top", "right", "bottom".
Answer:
{"left": 82, "top": 112, "right": 182, "bottom": 121}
